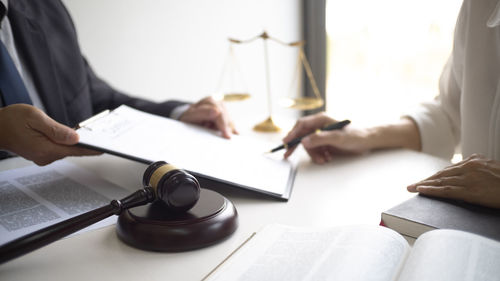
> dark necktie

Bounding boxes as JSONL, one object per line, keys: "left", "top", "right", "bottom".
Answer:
{"left": 0, "top": 2, "right": 33, "bottom": 105}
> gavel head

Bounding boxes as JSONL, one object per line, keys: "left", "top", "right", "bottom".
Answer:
{"left": 142, "top": 161, "right": 200, "bottom": 212}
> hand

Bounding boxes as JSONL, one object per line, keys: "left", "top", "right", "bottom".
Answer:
{"left": 0, "top": 104, "right": 100, "bottom": 166}
{"left": 179, "top": 97, "right": 237, "bottom": 139}
{"left": 283, "top": 112, "right": 370, "bottom": 164}
{"left": 407, "top": 154, "right": 500, "bottom": 208}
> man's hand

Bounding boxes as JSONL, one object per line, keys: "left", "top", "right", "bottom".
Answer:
{"left": 283, "top": 112, "right": 369, "bottom": 163}
{"left": 0, "top": 104, "right": 100, "bottom": 166}
{"left": 179, "top": 97, "right": 237, "bottom": 139}
{"left": 408, "top": 154, "right": 500, "bottom": 208}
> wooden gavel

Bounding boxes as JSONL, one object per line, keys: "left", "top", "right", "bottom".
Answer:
{"left": 0, "top": 161, "right": 200, "bottom": 264}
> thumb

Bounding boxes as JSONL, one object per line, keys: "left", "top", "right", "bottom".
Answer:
{"left": 302, "top": 131, "right": 340, "bottom": 149}
{"left": 32, "top": 113, "right": 79, "bottom": 145}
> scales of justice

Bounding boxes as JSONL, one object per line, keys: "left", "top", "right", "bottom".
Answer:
{"left": 216, "top": 31, "right": 324, "bottom": 132}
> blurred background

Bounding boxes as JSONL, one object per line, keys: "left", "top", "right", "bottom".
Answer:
{"left": 326, "top": 0, "right": 462, "bottom": 126}
{"left": 63, "top": 0, "right": 463, "bottom": 132}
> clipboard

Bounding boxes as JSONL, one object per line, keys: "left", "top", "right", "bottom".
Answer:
{"left": 75, "top": 105, "right": 297, "bottom": 201}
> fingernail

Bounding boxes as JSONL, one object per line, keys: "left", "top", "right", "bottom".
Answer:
{"left": 66, "top": 131, "right": 79, "bottom": 143}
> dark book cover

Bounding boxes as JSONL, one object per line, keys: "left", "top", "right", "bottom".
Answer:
{"left": 381, "top": 195, "right": 500, "bottom": 241}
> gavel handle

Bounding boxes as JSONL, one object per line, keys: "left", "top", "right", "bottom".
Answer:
{"left": 0, "top": 187, "right": 155, "bottom": 264}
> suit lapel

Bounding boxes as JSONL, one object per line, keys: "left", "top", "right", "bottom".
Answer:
{"left": 8, "top": 3, "right": 69, "bottom": 124}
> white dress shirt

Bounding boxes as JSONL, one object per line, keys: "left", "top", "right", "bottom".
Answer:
{"left": 408, "top": 0, "right": 500, "bottom": 161}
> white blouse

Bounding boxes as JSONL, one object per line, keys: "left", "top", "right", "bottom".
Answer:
{"left": 408, "top": 0, "right": 500, "bottom": 161}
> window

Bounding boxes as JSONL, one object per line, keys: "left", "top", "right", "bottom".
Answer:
{"left": 326, "top": 0, "right": 462, "bottom": 127}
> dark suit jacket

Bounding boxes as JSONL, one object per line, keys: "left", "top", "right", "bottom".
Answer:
{"left": 8, "top": 0, "right": 186, "bottom": 127}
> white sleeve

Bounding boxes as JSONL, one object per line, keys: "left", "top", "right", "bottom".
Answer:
{"left": 405, "top": 57, "right": 462, "bottom": 160}
{"left": 169, "top": 104, "right": 191, "bottom": 120}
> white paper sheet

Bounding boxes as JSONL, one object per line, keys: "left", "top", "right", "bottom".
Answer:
{"left": 76, "top": 105, "right": 296, "bottom": 198}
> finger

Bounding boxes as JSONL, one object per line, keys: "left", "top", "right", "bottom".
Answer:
{"left": 283, "top": 113, "right": 333, "bottom": 144}
{"left": 230, "top": 122, "right": 239, "bottom": 135}
{"left": 423, "top": 154, "right": 490, "bottom": 181}
{"left": 182, "top": 104, "right": 232, "bottom": 138}
{"left": 310, "top": 152, "right": 326, "bottom": 164}
{"left": 306, "top": 147, "right": 328, "bottom": 164}
{"left": 324, "top": 149, "right": 333, "bottom": 162}
{"left": 415, "top": 185, "right": 467, "bottom": 201}
{"left": 302, "top": 131, "right": 341, "bottom": 150}
{"left": 408, "top": 175, "right": 466, "bottom": 192}
{"left": 198, "top": 97, "right": 233, "bottom": 138}
{"left": 419, "top": 155, "right": 488, "bottom": 182}
{"left": 212, "top": 110, "right": 231, "bottom": 139}
{"left": 29, "top": 112, "right": 79, "bottom": 145}
{"left": 283, "top": 122, "right": 305, "bottom": 144}
{"left": 418, "top": 164, "right": 464, "bottom": 182}
{"left": 32, "top": 144, "right": 102, "bottom": 166}
{"left": 283, "top": 145, "right": 298, "bottom": 159}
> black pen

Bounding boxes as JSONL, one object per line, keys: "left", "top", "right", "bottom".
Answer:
{"left": 268, "top": 119, "right": 351, "bottom": 153}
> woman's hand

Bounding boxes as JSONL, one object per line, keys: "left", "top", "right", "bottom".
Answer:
{"left": 283, "top": 112, "right": 371, "bottom": 164}
{"left": 408, "top": 154, "right": 500, "bottom": 208}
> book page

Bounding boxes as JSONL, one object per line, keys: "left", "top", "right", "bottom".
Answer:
{"left": 398, "top": 229, "right": 500, "bottom": 281}
{"left": 205, "top": 225, "right": 410, "bottom": 281}
{"left": 76, "top": 105, "right": 295, "bottom": 197}
{"left": 0, "top": 161, "right": 129, "bottom": 246}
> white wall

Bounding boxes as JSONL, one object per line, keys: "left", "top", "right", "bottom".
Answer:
{"left": 62, "top": 0, "right": 302, "bottom": 131}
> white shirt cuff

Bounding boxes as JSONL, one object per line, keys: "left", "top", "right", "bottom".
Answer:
{"left": 169, "top": 104, "right": 190, "bottom": 120}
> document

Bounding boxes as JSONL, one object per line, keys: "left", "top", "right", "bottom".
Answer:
{"left": 76, "top": 105, "right": 297, "bottom": 200}
{"left": 0, "top": 161, "right": 129, "bottom": 246}
{"left": 204, "top": 224, "right": 500, "bottom": 281}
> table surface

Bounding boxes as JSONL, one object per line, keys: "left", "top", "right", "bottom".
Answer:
{"left": 0, "top": 148, "right": 450, "bottom": 280}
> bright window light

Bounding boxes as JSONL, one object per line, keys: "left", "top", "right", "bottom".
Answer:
{"left": 326, "top": 0, "right": 462, "bottom": 127}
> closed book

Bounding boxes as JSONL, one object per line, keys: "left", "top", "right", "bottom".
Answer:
{"left": 381, "top": 194, "right": 500, "bottom": 242}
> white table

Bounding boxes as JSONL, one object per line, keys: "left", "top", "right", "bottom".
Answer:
{"left": 0, "top": 149, "right": 450, "bottom": 280}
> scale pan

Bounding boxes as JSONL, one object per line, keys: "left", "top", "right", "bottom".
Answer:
{"left": 223, "top": 93, "right": 251, "bottom": 102}
{"left": 281, "top": 97, "right": 324, "bottom": 110}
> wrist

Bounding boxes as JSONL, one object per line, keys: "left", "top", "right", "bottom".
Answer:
{"left": 365, "top": 118, "right": 421, "bottom": 151}
{"left": 170, "top": 104, "right": 191, "bottom": 120}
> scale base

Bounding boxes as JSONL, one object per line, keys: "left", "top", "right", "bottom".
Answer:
{"left": 253, "top": 116, "right": 281, "bottom": 132}
{"left": 116, "top": 189, "right": 238, "bottom": 252}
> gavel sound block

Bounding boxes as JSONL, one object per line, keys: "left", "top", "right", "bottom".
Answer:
{"left": 117, "top": 189, "right": 237, "bottom": 251}
{"left": 0, "top": 161, "right": 238, "bottom": 264}
{"left": 117, "top": 161, "right": 238, "bottom": 251}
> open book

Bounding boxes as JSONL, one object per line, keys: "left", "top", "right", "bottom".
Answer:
{"left": 76, "top": 105, "right": 297, "bottom": 200}
{"left": 204, "top": 224, "right": 500, "bottom": 281}
{"left": 0, "top": 160, "right": 129, "bottom": 246}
